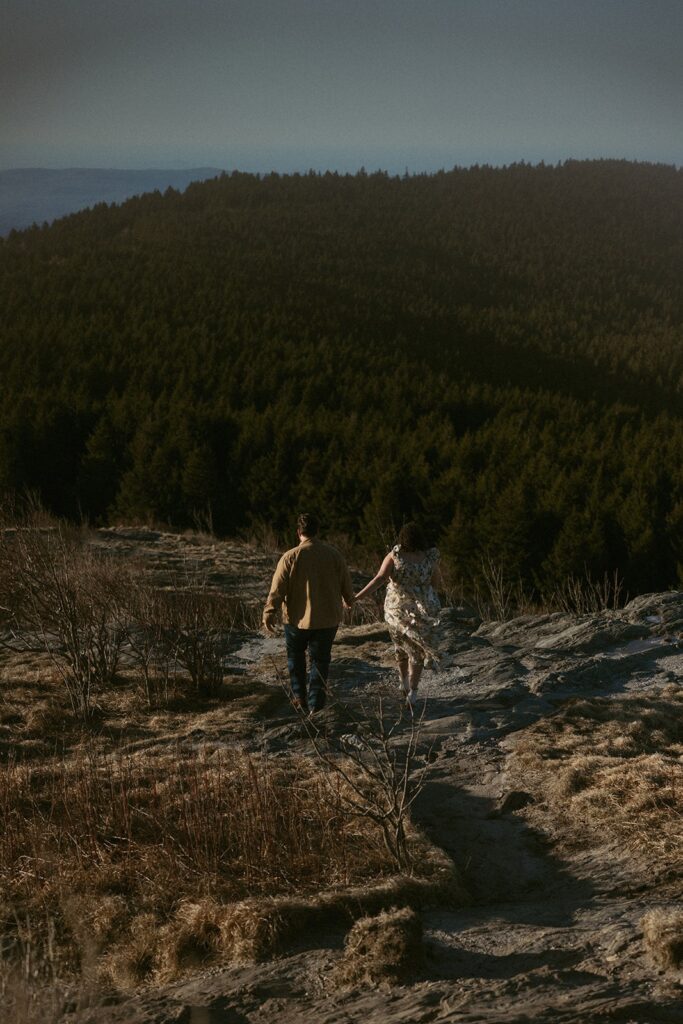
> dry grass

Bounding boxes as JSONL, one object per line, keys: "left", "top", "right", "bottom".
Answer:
{"left": 0, "top": 742, "right": 462, "bottom": 989}
{"left": 642, "top": 908, "right": 683, "bottom": 972}
{"left": 331, "top": 906, "right": 424, "bottom": 988}
{"left": 0, "top": 741, "right": 464, "bottom": 989}
{"left": 509, "top": 687, "right": 683, "bottom": 876}
{"left": 0, "top": 747, "right": 393, "bottom": 906}
{"left": 0, "top": 659, "right": 278, "bottom": 768}
{"left": 200, "top": 830, "right": 464, "bottom": 967}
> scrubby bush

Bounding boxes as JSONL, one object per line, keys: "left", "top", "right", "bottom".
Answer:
{"left": 0, "top": 519, "right": 130, "bottom": 719}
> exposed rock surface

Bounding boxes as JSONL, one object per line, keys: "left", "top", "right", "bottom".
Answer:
{"left": 91, "top": 526, "right": 278, "bottom": 602}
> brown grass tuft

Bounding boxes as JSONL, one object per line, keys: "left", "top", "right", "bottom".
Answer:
{"left": 102, "top": 913, "right": 159, "bottom": 990}
{"left": 332, "top": 906, "right": 424, "bottom": 988}
{"left": 157, "top": 900, "right": 226, "bottom": 979}
{"left": 642, "top": 908, "right": 683, "bottom": 972}
{"left": 509, "top": 689, "right": 683, "bottom": 879}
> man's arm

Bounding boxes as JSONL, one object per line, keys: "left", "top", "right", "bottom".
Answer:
{"left": 263, "top": 554, "right": 290, "bottom": 633}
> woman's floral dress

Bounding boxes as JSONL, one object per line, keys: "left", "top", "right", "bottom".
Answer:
{"left": 384, "top": 546, "right": 441, "bottom": 666}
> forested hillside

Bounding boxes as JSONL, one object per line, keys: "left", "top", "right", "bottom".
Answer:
{"left": 0, "top": 160, "right": 681, "bottom": 597}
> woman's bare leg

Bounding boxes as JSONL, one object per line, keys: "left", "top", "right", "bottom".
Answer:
{"left": 408, "top": 658, "right": 424, "bottom": 693}
{"left": 397, "top": 652, "right": 409, "bottom": 694}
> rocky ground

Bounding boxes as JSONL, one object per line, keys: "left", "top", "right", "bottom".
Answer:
{"left": 5, "top": 529, "right": 683, "bottom": 1023}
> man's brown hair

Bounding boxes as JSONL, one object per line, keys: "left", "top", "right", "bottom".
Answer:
{"left": 297, "top": 512, "right": 319, "bottom": 537}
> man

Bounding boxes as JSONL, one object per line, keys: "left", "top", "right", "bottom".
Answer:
{"left": 263, "top": 512, "right": 354, "bottom": 713}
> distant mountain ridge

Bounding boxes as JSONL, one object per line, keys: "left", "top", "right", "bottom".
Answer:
{"left": 0, "top": 167, "right": 224, "bottom": 235}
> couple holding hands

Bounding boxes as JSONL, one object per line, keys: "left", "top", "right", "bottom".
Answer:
{"left": 263, "top": 512, "right": 442, "bottom": 714}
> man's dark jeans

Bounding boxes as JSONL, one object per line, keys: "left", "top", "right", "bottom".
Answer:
{"left": 283, "top": 624, "right": 337, "bottom": 712}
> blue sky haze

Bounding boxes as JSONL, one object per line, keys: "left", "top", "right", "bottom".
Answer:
{"left": 2, "top": 0, "right": 681, "bottom": 171}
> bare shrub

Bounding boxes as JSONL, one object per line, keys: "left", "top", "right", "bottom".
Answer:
{"left": 0, "top": 521, "right": 130, "bottom": 719}
{"left": 221, "top": 595, "right": 264, "bottom": 633}
{"left": 342, "top": 599, "right": 385, "bottom": 627}
{"left": 332, "top": 906, "right": 424, "bottom": 988}
{"left": 120, "top": 572, "right": 262, "bottom": 705}
{"left": 189, "top": 503, "right": 215, "bottom": 539}
{"left": 292, "top": 687, "right": 436, "bottom": 873}
{"left": 158, "top": 585, "right": 234, "bottom": 697}
{"left": 119, "top": 581, "right": 178, "bottom": 707}
{"left": 470, "top": 558, "right": 627, "bottom": 622}
{"left": 473, "top": 557, "right": 532, "bottom": 622}
{"left": 542, "top": 568, "right": 626, "bottom": 615}
{"left": 244, "top": 520, "right": 283, "bottom": 553}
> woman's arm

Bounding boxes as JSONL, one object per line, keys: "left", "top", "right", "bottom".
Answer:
{"left": 354, "top": 552, "right": 395, "bottom": 601}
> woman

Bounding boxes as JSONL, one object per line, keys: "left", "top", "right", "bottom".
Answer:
{"left": 354, "top": 522, "right": 442, "bottom": 706}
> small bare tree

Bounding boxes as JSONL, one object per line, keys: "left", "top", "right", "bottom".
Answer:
{"left": 0, "top": 521, "right": 129, "bottom": 719}
{"left": 120, "top": 580, "right": 178, "bottom": 707}
{"left": 474, "top": 555, "right": 527, "bottom": 622}
{"left": 159, "top": 584, "right": 234, "bottom": 697}
{"left": 543, "top": 568, "right": 626, "bottom": 615}
{"left": 284, "top": 682, "right": 436, "bottom": 873}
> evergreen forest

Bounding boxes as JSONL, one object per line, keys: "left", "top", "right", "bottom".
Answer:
{"left": 0, "top": 159, "right": 682, "bottom": 599}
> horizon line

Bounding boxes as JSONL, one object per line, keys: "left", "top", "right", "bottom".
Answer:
{"left": 2, "top": 156, "right": 681, "bottom": 176}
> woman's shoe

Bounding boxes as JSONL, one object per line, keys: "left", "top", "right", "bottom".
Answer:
{"left": 406, "top": 689, "right": 419, "bottom": 708}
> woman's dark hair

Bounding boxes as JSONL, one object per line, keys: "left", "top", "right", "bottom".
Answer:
{"left": 297, "top": 512, "right": 319, "bottom": 537}
{"left": 397, "top": 521, "right": 427, "bottom": 552}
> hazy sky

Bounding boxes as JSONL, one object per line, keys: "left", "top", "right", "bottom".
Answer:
{"left": 2, "top": 0, "right": 681, "bottom": 172}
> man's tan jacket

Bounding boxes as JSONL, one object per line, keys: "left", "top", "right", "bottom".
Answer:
{"left": 263, "top": 537, "right": 354, "bottom": 630}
